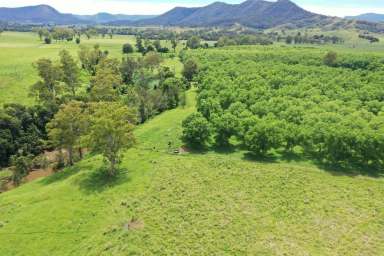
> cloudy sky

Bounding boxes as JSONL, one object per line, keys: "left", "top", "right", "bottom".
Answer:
{"left": 0, "top": 0, "right": 383, "bottom": 17}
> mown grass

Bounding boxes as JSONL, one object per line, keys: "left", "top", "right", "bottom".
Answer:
{"left": 0, "top": 88, "right": 383, "bottom": 255}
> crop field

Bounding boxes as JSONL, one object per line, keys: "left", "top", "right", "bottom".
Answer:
{"left": 0, "top": 31, "right": 383, "bottom": 255}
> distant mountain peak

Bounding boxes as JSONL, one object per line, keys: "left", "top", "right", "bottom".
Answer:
{"left": 132, "top": 0, "right": 322, "bottom": 28}
{"left": 346, "top": 13, "right": 384, "bottom": 23}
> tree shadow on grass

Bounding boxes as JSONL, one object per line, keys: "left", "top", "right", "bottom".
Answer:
{"left": 40, "top": 154, "right": 101, "bottom": 185}
{"left": 243, "top": 152, "right": 278, "bottom": 163}
{"left": 39, "top": 166, "right": 80, "bottom": 185}
{"left": 211, "top": 144, "right": 237, "bottom": 154}
{"left": 313, "top": 160, "right": 384, "bottom": 178}
{"left": 243, "top": 149, "right": 384, "bottom": 178}
{"left": 75, "top": 167, "right": 131, "bottom": 194}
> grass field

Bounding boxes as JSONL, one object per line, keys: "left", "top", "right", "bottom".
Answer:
{"left": 0, "top": 88, "right": 383, "bottom": 255}
{"left": 0, "top": 31, "right": 182, "bottom": 106}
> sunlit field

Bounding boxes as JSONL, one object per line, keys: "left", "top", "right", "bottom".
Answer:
{"left": 0, "top": 29, "right": 383, "bottom": 255}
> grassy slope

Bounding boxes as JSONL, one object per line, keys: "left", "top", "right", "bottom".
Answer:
{"left": 0, "top": 89, "right": 383, "bottom": 255}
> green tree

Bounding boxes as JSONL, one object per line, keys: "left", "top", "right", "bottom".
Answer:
{"left": 186, "top": 36, "right": 201, "bottom": 49}
{"left": 135, "top": 36, "right": 146, "bottom": 55}
{"left": 212, "top": 112, "right": 238, "bottom": 147}
{"left": 90, "top": 58, "right": 122, "bottom": 102}
{"left": 182, "top": 112, "right": 211, "bottom": 148}
{"left": 120, "top": 57, "right": 138, "bottom": 84}
{"left": 11, "top": 155, "right": 32, "bottom": 186}
{"left": 323, "top": 51, "right": 338, "bottom": 67}
{"left": 84, "top": 102, "right": 136, "bottom": 176}
{"left": 182, "top": 58, "right": 199, "bottom": 82}
{"left": 122, "top": 43, "right": 134, "bottom": 54}
{"left": 59, "top": 50, "right": 80, "bottom": 97}
{"left": 160, "top": 77, "right": 184, "bottom": 109}
{"left": 171, "top": 37, "right": 178, "bottom": 52}
{"left": 153, "top": 40, "right": 161, "bottom": 51}
{"left": 44, "top": 37, "right": 52, "bottom": 44}
{"left": 244, "top": 116, "right": 284, "bottom": 156}
{"left": 30, "top": 58, "right": 63, "bottom": 106}
{"left": 143, "top": 52, "right": 162, "bottom": 70}
{"left": 78, "top": 44, "right": 107, "bottom": 76}
{"left": 47, "top": 101, "right": 87, "bottom": 166}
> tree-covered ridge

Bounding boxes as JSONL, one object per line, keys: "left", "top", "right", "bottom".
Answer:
{"left": 182, "top": 46, "right": 384, "bottom": 171}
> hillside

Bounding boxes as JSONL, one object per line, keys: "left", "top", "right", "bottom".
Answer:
{"left": 130, "top": 0, "right": 330, "bottom": 29}
{"left": 0, "top": 5, "right": 82, "bottom": 24}
{"left": 0, "top": 86, "right": 383, "bottom": 255}
{"left": 347, "top": 13, "right": 384, "bottom": 23}
{"left": 75, "top": 13, "right": 156, "bottom": 23}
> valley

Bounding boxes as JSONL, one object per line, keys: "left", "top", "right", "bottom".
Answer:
{"left": 0, "top": 0, "right": 383, "bottom": 255}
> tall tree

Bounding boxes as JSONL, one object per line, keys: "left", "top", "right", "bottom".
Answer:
{"left": 171, "top": 37, "right": 178, "bottom": 52}
{"left": 120, "top": 57, "right": 138, "bottom": 84}
{"left": 59, "top": 50, "right": 80, "bottom": 97}
{"left": 186, "top": 36, "right": 201, "bottom": 49}
{"left": 30, "top": 58, "right": 63, "bottom": 106}
{"left": 47, "top": 101, "right": 87, "bottom": 166}
{"left": 78, "top": 44, "right": 107, "bottom": 76}
{"left": 90, "top": 58, "right": 122, "bottom": 102}
{"left": 135, "top": 36, "right": 146, "bottom": 55}
{"left": 84, "top": 102, "right": 136, "bottom": 176}
{"left": 182, "top": 58, "right": 199, "bottom": 82}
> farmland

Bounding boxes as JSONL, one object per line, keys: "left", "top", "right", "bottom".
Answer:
{"left": 0, "top": 32, "right": 181, "bottom": 106}
{"left": 0, "top": 31, "right": 383, "bottom": 255}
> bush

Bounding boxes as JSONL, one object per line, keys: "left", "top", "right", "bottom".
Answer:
{"left": 122, "top": 43, "right": 134, "bottom": 54}
{"left": 75, "top": 38, "right": 81, "bottom": 44}
{"left": 323, "top": 51, "right": 337, "bottom": 67}
{"left": 32, "top": 155, "right": 49, "bottom": 169}
{"left": 11, "top": 155, "right": 32, "bottom": 186}
{"left": 44, "top": 37, "right": 52, "bottom": 44}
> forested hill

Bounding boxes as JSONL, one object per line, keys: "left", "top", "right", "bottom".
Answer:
{"left": 0, "top": 5, "right": 153, "bottom": 24}
{"left": 111, "top": 0, "right": 384, "bottom": 33}
{"left": 125, "top": 0, "right": 330, "bottom": 29}
{"left": 346, "top": 13, "right": 384, "bottom": 23}
{"left": 0, "top": 5, "right": 83, "bottom": 24}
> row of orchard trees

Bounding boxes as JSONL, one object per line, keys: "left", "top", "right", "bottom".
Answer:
{"left": 182, "top": 47, "right": 384, "bottom": 170}
{"left": 1, "top": 44, "right": 196, "bottom": 185}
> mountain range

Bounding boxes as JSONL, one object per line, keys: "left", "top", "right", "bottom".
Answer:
{"left": 75, "top": 13, "right": 156, "bottom": 24}
{"left": 0, "top": 0, "right": 383, "bottom": 32}
{"left": 346, "top": 13, "right": 384, "bottom": 23}
{"left": 126, "top": 0, "right": 330, "bottom": 29}
{"left": 0, "top": 5, "right": 82, "bottom": 24}
{"left": 0, "top": 5, "right": 154, "bottom": 24}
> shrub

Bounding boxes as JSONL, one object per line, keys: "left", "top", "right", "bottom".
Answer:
{"left": 122, "top": 43, "right": 134, "bottom": 54}
{"left": 44, "top": 37, "right": 52, "bottom": 44}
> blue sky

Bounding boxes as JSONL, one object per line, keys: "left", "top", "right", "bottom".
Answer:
{"left": 0, "top": 0, "right": 383, "bottom": 16}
